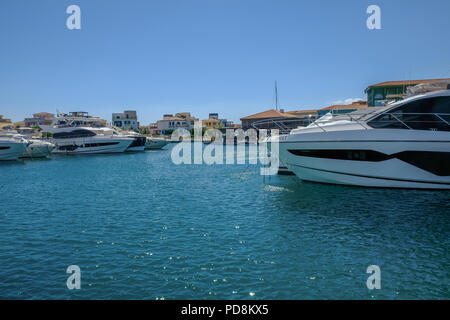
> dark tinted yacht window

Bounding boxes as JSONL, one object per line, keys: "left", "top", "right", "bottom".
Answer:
{"left": 53, "top": 129, "right": 96, "bottom": 139}
{"left": 368, "top": 96, "right": 450, "bottom": 131}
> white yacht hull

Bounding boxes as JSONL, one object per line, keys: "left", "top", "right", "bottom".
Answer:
{"left": 20, "top": 140, "right": 55, "bottom": 158}
{"left": 145, "top": 138, "right": 169, "bottom": 150}
{"left": 51, "top": 137, "right": 133, "bottom": 154}
{"left": 0, "top": 140, "right": 28, "bottom": 161}
{"left": 279, "top": 129, "right": 450, "bottom": 189}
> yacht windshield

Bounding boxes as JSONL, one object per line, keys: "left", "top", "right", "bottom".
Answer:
{"left": 53, "top": 129, "right": 96, "bottom": 139}
{"left": 367, "top": 96, "right": 450, "bottom": 131}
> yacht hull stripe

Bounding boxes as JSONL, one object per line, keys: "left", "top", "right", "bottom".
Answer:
{"left": 287, "top": 163, "right": 450, "bottom": 186}
{"left": 280, "top": 140, "right": 450, "bottom": 143}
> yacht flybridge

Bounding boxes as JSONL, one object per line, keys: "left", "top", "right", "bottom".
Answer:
{"left": 275, "top": 83, "right": 450, "bottom": 189}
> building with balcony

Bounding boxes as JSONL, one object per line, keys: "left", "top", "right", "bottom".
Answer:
{"left": 157, "top": 115, "right": 190, "bottom": 134}
{"left": 156, "top": 112, "right": 200, "bottom": 134}
{"left": 316, "top": 101, "right": 368, "bottom": 117}
{"left": 365, "top": 78, "right": 450, "bottom": 106}
{"left": 24, "top": 112, "right": 55, "bottom": 127}
{"left": 202, "top": 115, "right": 221, "bottom": 129}
{"left": 112, "top": 110, "right": 139, "bottom": 130}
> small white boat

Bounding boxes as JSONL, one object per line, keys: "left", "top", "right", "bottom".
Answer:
{"left": 145, "top": 137, "right": 169, "bottom": 150}
{"left": 0, "top": 136, "right": 28, "bottom": 161}
{"left": 20, "top": 138, "right": 55, "bottom": 158}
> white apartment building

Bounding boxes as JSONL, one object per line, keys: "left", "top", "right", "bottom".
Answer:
{"left": 112, "top": 110, "right": 139, "bottom": 130}
{"left": 156, "top": 113, "right": 198, "bottom": 134}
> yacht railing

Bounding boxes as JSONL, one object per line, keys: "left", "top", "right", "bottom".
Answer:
{"left": 251, "top": 109, "right": 381, "bottom": 134}
{"left": 251, "top": 118, "right": 316, "bottom": 134}
{"left": 252, "top": 110, "right": 450, "bottom": 133}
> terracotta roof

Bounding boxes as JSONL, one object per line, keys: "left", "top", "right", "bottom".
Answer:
{"left": 320, "top": 102, "right": 368, "bottom": 111}
{"left": 240, "top": 109, "right": 298, "bottom": 120}
{"left": 286, "top": 109, "right": 319, "bottom": 115}
{"left": 33, "top": 112, "right": 54, "bottom": 117}
{"left": 367, "top": 78, "right": 450, "bottom": 88}
{"left": 203, "top": 118, "right": 220, "bottom": 122}
{"left": 158, "top": 117, "right": 187, "bottom": 122}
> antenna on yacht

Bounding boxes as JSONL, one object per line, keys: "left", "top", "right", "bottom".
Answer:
{"left": 275, "top": 81, "right": 279, "bottom": 111}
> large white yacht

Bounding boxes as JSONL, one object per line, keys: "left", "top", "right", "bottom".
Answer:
{"left": 0, "top": 135, "right": 28, "bottom": 161}
{"left": 275, "top": 83, "right": 450, "bottom": 189}
{"left": 39, "top": 112, "right": 136, "bottom": 154}
{"left": 40, "top": 122, "right": 134, "bottom": 155}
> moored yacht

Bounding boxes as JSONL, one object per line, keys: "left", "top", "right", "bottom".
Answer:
{"left": 39, "top": 113, "right": 135, "bottom": 154}
{"left": 144, "top": 137, "right": 169, "bottom": 150}
{"left": 20, "top": 138, "right": 55, "bottom": 158}
{"left": 40, "top": 126, "right": 133, "bottom": 154}
{"left": 275, "top": 83, "right": 450, "bottom": 189}
{"left": 0, "top": 131, "right": 55, "bottom": 158}
{"left": 0, "top": 136, "right": 28, "bottom": 161}
{"left": 87, "top": 127, "right": 146, "bottom": 152}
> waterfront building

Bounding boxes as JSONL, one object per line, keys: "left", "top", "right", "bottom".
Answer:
{"left": 228, "top": 123, "right": 242, "bottom": 129}
{"left": 365, "top": 78, "right": 450, "bottom": 106}
{"left": 240, "top": 109, "right": 298, "bottom": 130}
{"left": 157, "top": 115, "right": 191, "bottom": 134}
{"left": 203, "top": 116, "right": 221, "bottom": 129}
{"left": 219, "top": 119, "right": 235, "bottom": 128}
{"left": 204, "top": 113, "right": 231, "bottom": 129}
{"left": 12, "top": 122, "right": 26, "bottom": 129}
{"left": 208, "top": 113, "right": 219, "bottom": 120}
{"left": 140, "top": 123, "right": 160, "bottom": 135}
{"left": 24, "top": 112, "right": 55, "bottom": 127}
{"left": 156, "top": 112, "right": 199, "bottom": 135}
{"left": 286, "top": 109, "right": 319, "bottom": 126}
{"left": 0, "top": 115, "right": 13, "bottom": 130}
{"left": 175, "top": 112, "right": 198, "bottom": 127}
{"left": 317, "top": 101, "right": 368, "bottom": 117}
{"left": 112, "top": 110, "right": 139, "bottom": 130}
{"left": 0, "top": 115, "right": 11, "bottom": 123}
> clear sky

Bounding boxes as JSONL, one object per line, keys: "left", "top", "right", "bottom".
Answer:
{"left": 1, "top": 0, "right": 449, "bottom": 124}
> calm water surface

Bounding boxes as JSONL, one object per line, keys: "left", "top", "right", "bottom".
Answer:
{"left": 0, "top": 145, "right": 449, "bottom": 299}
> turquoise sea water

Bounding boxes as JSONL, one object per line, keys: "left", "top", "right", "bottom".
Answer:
{"left": 0, "top": 144, "right": 449, "bottom": 299}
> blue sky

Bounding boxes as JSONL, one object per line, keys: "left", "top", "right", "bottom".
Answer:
{"left": 1, "top": 0, "right": 449, "bottom": 124}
